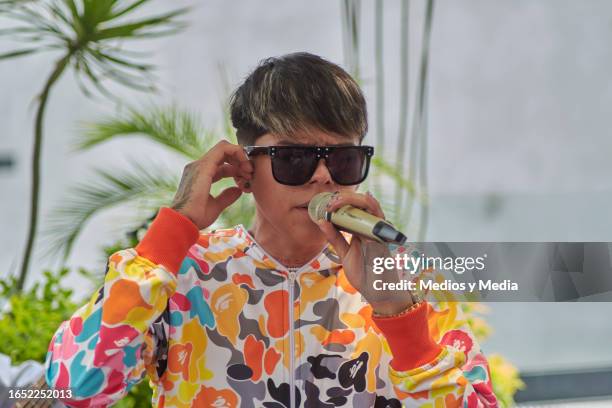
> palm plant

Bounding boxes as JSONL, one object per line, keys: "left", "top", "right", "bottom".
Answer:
{"left": 403, "top": 0, "right": 434, "bottom": 241}
{"left": 340, "top": 0, "right": 434, "bottom": 239}
{"left": 340, "top": 2, "right": 525, "bottom": 405}
{"left": 0, "top": 0, "right": 187, "bottom": 290}
{"left": 373, "top": 0, "right": 384, "bottom": 198}
{"left": 394, "top": 0, "right": 411, "bottom": 221}
{"left": 341, "top": 0, "right": 361, "bottom": 80}
{"left": 43, "top": 105, "right": 256, "bottom": 263}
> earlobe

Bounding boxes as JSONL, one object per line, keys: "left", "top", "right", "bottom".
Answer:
{"left": 240, "top": 180, "right": 252, "bottom": 193}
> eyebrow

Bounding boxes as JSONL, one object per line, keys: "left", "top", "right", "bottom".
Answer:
{"left": 274, "top": 138, "right": 357, "bottom": 147}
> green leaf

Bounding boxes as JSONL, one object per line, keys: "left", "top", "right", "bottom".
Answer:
{"left": 74, "top": 54, "right": 117, "bottom": 99}
{"left": 46, "top": 2, "right": 72, "bottom": 26}
{"left": 76, "top": 105, "right": 214, "bottom": 160}
{"left": 0, "top": 48, "right": 38, "bottom": 59}
{"left": 109, "top": 0, "right": 150, "bottom": 21}
{"left": 61, "top": 0, "right": 80, "bottom": 21}
{"left": 41, "top": 162, "right": 179, "bottom": 261}
{"left": 100, "top": 65, "right": 155, "bottom": 92}
{"left": 94, "top": 8, "right": 187, "bottom": 40}
{"left": 371, "top": 155, "right": 417, "bottom": 196}
{"left": 0, "top": 26, "right": 45, "bottom": 36}
{"left": 0, "top": 268, "right": 78, "bottom": 364}
{"left": 82, "top": 0, "right": 114, "bottom": 29}
{"left": 92, "top": 49, "right": 154, "bottom": 71}
{"left": 1, "top": 0, "right": 187, "bottom": 101}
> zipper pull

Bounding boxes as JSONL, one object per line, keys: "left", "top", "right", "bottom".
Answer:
{"left": 287, "top": 270, "right": 297, "bottom": 284}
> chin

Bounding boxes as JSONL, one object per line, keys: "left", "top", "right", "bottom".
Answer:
{"left": 286, "top": 218, "right": 325, "bottom": 242}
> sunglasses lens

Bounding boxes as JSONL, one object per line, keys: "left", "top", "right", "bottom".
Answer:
{"left": 272, "top": 147, "right": 317, "bottom": 185}
{"left": 327, "top": 147, "right": 368, "bottom": 185}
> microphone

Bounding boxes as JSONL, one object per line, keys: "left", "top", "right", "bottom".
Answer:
{"left": 308, "top": 192, "right": 407, "bottom": 245}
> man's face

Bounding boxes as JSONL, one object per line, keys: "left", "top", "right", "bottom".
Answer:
{"left": 247, "top": 130, "right": 360, "bottom": 243}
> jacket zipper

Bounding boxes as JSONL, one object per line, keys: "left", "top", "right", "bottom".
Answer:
{"left": 287, "top": 267, "right": 298, "bottom": 408}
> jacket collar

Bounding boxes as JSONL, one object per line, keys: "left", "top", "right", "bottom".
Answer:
{"left": 234, "top": 224, "right": 344, "bottom": 274}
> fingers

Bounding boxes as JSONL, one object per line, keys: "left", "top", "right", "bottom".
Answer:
{"left": 207, "top": 140, "right": 254, "bottom": 172}
{"left": 190, "top": 141, "right": 254, "bottom": 189}
{"left": 364, "top": 191, "right": 385, "bottom": 219}
{"left": 318, "top": 191, "right": 386, "bottom": 254}
{"left": 212, "top": 163, "right": 252, "bottom": 183}
{"left": 316, "top": 220, "right": 350, "bottom": 258}
{"left": 325, "top": 190, "right": 386, "bottom": 219}
{"left": 173, "top": 141, "right": 252, "bottom": 229}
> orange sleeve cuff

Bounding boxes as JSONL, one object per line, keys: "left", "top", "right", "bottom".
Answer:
{"left": 135, "top": 207, "right": 200, "bottom": 275}
{"left": 372, "top": 301, "right": 443, "bottom": 371}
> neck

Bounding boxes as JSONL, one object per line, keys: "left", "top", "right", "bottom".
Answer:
{"left": 248, "top": 212, "right": 327, "bottom": 268}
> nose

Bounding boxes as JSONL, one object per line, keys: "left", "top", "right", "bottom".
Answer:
{"left": 308, "top": 158, "right": 333, "bottom": 185}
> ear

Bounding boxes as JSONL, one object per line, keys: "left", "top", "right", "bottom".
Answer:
{"left": 235, "top": 177, "right": 252, "bottom": 193}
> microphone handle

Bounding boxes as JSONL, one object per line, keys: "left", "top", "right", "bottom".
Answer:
{"left": 327, "top": 205, "right": 407, "bottom": 245}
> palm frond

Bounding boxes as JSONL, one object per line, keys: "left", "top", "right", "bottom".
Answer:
{"left": 0, "top": 0, "right": 32, "bottom": 4}
{"left": 394, "top": 0, "right": 410, "bottom": 218}
{"left": 403, "top": 0, "right": 434, "bottom": 240}
{"left": 75, "top": 106, "right": 215, "bottom": 160}
{"left": 371, "top": 156, "right": 417, "bottom": 196}
{"left": 0, "top": 0, "right": 187, "bottom": 98}
{"left": 72, "top": 53, "right": 117, "bottom": 99}
{"left": 1, "top": 3, "right": 70, "bottom": 44}
{"left": 47, "top": 2, "right": 72, "bottom": 26}
{"left": 341, "top": 0, "right": 362, "bottom": 80}
{"left": 84, "top": 52, "right": 156, "bottom": 92}
{"left": 372, "top": 0, "right": 385, "bottom": 198}
{"left": 92, "top": 49, "right": 154, "bottom": 71}
{"left": 60, "top": 0, "right": 79, "bottom": 21}
{"left": 41, "top": 162, "right": 179, "bottom": 261}
{"left": 1, "top": 0, "right": 188, "bottom": 288}
{"left": 0, "top": 48, "right": 39, "bottom": 59}
{"left": 109, "top": 0, "right": 149, "bottom": 21}
{"left": 93, "top": 8, "right": 188, "bottom": 41}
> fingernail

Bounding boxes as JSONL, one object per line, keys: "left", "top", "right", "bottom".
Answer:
{"left": 366, "top": 190, "right": 373, "bottom": 197}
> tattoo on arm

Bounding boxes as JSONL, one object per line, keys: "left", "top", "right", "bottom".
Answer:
{"left": 171, "top": 167, "right": 196, "bottom": 211}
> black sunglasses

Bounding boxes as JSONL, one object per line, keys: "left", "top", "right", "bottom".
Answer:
{"left": 244, "top": 145, "right": 374, "bottom": 186}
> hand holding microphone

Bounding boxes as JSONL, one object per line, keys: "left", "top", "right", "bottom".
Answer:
{"left": 311, "top": 190, "right": 413, "bottom": 316}
{"left": 308, "top": 191, "right": 407, "bottom": 245}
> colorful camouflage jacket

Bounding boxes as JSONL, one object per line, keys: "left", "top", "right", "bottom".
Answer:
{"left": 45, "top": 207, "right": 498, "bottom": 407}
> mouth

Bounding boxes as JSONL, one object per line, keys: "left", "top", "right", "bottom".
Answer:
{"left": 294, "top": 192, "right": 331, "bottom": 211}
{"left": 294, "top": 202, "right": 310, "bottom": 211}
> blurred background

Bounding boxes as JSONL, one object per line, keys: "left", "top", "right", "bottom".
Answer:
{"left": 1, "top": 0, "right": 612, "bottom": 406}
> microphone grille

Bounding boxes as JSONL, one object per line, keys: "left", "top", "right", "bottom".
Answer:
{"left": 308, "top": 192, "right": 333, "bottom": 222}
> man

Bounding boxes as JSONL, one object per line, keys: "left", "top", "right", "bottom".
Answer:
{"left": 45, "top": 52, "right": 498, "bottom": 407}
